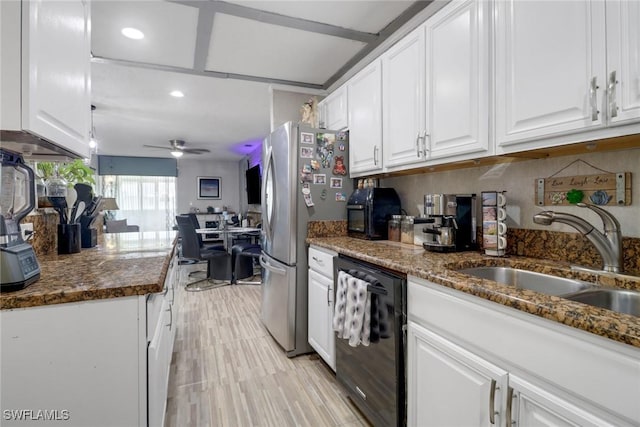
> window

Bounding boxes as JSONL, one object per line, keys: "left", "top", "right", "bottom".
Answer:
{"left": 100, "top": 175, "right": 176, "bottom": 232}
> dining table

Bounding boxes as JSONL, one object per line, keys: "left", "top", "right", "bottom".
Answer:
{"left": 195, "top": 227, "right": 261, "bottom": 251}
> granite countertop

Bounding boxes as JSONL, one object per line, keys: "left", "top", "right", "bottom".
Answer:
{"left": 307, "top": 236, "right": 640, "bottom": 348}
{"left": 0, "top": 231, "right": 177, "bottom": 310}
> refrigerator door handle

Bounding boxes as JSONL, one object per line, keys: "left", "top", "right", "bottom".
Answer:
{"left": 259, "top": 254, "right": 287, "bottom": 275}
{"left": 262, "top": 146, "right": 275, "bottom": 242}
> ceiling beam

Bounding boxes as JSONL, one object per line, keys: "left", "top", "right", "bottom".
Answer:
{"left": 192, "top": 2, "right": 216, "bottom": 72}
{"left": 169, "top": 0, "right": 378, "bottom": 43}
{"left": 91, "top": 55, "right": 324, "bottom": 89}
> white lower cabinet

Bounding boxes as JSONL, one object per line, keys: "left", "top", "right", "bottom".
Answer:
{"left": 407, "top": 276, "right": 640, "bottom": 427}
{"left": 408, "top": 321, "right": 508, "bottom": 427}
{"left": 0, "top": 255, "right": 178, "bottom": 427}
{"left": 307, "top": 246, "right": 336, "bottom": 371}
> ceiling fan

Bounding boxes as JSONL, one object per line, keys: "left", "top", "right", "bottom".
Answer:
{"left": 143, "top": 139, "right": 211, "bottom": 158}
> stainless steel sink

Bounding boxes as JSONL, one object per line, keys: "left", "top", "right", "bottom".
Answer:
{"left": 458, "top": 266, "right": 595, "bottom": 296}
{"left": 564, "top": 289, "right": 640, "bottom": 317}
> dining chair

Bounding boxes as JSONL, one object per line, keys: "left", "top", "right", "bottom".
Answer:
{"left": 175, "top": 215, "right": 231, "bottom": 291}
{"left": 184, "top": 213, "right": 225, "bottom": 279}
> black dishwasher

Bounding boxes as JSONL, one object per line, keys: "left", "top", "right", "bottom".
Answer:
{"left": 334, "top": 255, "right": 407, "bottom": 427}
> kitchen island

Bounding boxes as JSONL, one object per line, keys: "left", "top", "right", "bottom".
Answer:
{"left": 1, "top": 231, "right": 178, "bottom": 427}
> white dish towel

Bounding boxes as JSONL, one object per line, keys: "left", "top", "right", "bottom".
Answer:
{"left": 332, "top": 270, "right": 371, "bottom": 347}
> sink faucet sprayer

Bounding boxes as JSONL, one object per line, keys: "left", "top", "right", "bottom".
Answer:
{"left": 532, "top": 203, "right": 622, "bottom": 273}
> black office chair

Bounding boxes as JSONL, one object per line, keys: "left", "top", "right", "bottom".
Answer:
{"left": 176, "top": 215, "right": 232, "bottom": 291}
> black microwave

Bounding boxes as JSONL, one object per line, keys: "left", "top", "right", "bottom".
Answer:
{"left": 346, "top": 187, "right": 401, "bottom": 240}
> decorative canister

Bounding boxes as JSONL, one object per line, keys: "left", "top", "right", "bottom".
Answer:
{"left": 401, "top": 216, "right": 414, "bottom": 244}
{"left": 388, "top": 215, "right": 402, "bottom": 242}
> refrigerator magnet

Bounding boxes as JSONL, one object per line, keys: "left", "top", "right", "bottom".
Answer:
{"left": 300, "top": 170, "right": 312, "bottom": 182}
{"left": 310, "top": 160, "right": 320, "bottom": 170}
{"left": 304, "top": 193, "right": 314, "bottom": 207}
{"left": 320, "top": 189, "right": 327, "bottom": 200}
{"left": 301, "top": 132, "right": 314, "bottom": 144}
{"left": 300, "top": 147, "right": 314, "bottom": 158}
{"left": 338, "top": 142, "right": 345, "bottom": 151}
{"left": 302, "top": 164, "right": 312, "bottom": 173}
{"left": 330, "top": 178, "right": 342, "bottom": 189}
{"left": 313, "top": 174, "right": 326, "bottom": 185}
{"left": 335, "top": 192, "right": 347, "bottom": 202}
{"left": 333, "top": 156, "right": 347, "bottom": 175}
{"left": 301, "top": 185, "right": 311, "bottom": 195}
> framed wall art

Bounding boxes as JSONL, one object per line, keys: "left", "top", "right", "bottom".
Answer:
{"left": 197, "top": 176, "right": 221, "bottom": 199}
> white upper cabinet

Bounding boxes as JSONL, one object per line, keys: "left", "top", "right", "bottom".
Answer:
{"left": 321, "top": 86, "right": 348, "bottom": 131}
{"left": 382, "top": 26, "right": 427, "bottom": 169}
{"left": 348, "top": 60, "right": 383, "bottom": 175}
{"left": 495, "top": 0, "right": 608, "bottom": 152}
{"left": 605, "top": 0, "right": 640, "bottom": 125}
{"left": 424, "top": 0, "right": 490, "bottom": 162}
{"left": 2, "top": 0, "right": 91, "bottom": 159}
{"left": 382, "top": 0, "right": 490, "bottom": 172}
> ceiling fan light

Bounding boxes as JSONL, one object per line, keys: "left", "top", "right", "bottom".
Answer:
{"left": 169, "top": 90, "right": 184, "bottom": 98}
{"left": 170, "top": 150, "right": 184, "bottom": 158}
{"left": 121, "top": 27, "right": 144, "bottom": 40}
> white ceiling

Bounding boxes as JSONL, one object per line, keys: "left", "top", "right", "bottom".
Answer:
{"left": 90, "top": 0, "right": 429, "bottom": 161}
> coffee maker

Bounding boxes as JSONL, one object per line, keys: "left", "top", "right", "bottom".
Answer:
{"left": 422, "top": 194, "right": 477, "bottom": 252}
{"left": 1, "top": 149, "right": 41, "bottom": 291}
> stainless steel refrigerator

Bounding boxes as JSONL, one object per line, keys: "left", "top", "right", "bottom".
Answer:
{"left": 260, "top": 121, "right": 351, "bottom": 357}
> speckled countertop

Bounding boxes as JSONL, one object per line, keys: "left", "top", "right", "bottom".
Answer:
{"left": 0, "top": 231, "right": 177, "bottom": 310}
{"left": 307, "top": 236, "right": 640, "bottom": 348}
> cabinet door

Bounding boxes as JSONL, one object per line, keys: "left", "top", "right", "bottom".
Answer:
{"left": 22, "top": 0, "right": 91, "bottom": 158}
{"left": 325, "top": 86, "right": 348, "bottom": 131}
{"left": 382, "top": 26, "right": 427, "bottom": 169}
{"left": 307, "top": 269, "right": 335, "bottom": 371}
{"left": 348, "top": 61, "right": 383, "bottom": 175}
{"left": 407, "top": 321, "right": 508, "bottom": 427}
{"left": 605, "top": 0, "right": 640, "bottom": 125}
{"left": 510, "top": 375, "right": 618, "bottom": 427}
{"left": 495, "top": 0, "right": 607, "bottom": 152}
{"left": 425, "top": 0, "right": 490, "bottom": 161}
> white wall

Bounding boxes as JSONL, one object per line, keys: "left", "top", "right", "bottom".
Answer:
{"left": 176, "top": 158, "right": 240, "bottom": 214}
{"left": 382, "top": 147, "right": 640, "bottom": 238}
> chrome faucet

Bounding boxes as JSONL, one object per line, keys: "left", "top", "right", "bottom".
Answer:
{"left": 533, "top": 203, "right": 622, "bottom": 273}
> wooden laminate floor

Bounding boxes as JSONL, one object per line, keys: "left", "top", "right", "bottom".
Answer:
{"left": 164, "top": 264, "right": 370, "bottom": 427}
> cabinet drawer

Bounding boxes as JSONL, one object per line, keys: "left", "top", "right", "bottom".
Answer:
{"left": 308, "top": 246, "right": 336, "bottom": 275}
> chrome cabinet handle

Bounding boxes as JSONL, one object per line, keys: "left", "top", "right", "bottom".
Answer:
{"left": 327, "top": 285, "right": 331, "bottom": 306}
{"left": 312, "top": 256, "right": 323, "bottom": 265}
{"left": 423, "top": 131, "right": 430, "bottom": 156}
{"left": 373, "top": 145, "right": 379, "bottom": 166}
{"left": 416, "top": 132, "right": 423, "bottom": 158}
{"left": 590, "top": 76, "right": 600, "bottom": 121}
{"left": 166, "top": 305, "right": 173, "bottom": 331}
{"left": 489, "top": 379, "right": 499, "bottom": 425}
{"left": 608, "top": 70, "right": 618, "bottom": 118}
{"left": 506, "top": 386, "right": 515, "bottom": 425}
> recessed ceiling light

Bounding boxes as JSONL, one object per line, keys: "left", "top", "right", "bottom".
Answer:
{"left": 170, "top": 90, "right": 184, "bottom": 98}
{"left": 121, "top": 27, "right": 144, "bottom": 40}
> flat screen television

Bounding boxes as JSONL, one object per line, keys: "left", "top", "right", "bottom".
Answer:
{"left": 246, "top": 164, "right": 261, "bottom": 204}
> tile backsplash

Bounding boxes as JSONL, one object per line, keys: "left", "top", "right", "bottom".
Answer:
{"left": 382, "top": 147, "right": 640, "bottom": 238}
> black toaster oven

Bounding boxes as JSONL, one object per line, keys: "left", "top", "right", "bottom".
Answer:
{"left": 346, "top": 187, "right": 401, "bottom": 240}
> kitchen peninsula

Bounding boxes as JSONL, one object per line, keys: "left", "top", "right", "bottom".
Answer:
{"left": 0, "top": 232, "right": 177, "bottom": 427}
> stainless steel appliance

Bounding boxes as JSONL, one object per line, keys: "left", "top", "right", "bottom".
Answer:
{"left": 260, "top": 122, "right": 351, "bottom": 357}
{"left": 346, "top": 187, "right": 401, "bottom": 240}
{"left": 0, "top": 149, "right": 40, "bottom": 291}
{"left": 334, "top": 255, "right": 406, "bottom": 427}
{"left": 423, "top": 194, "right": 477, "bottom": 252}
